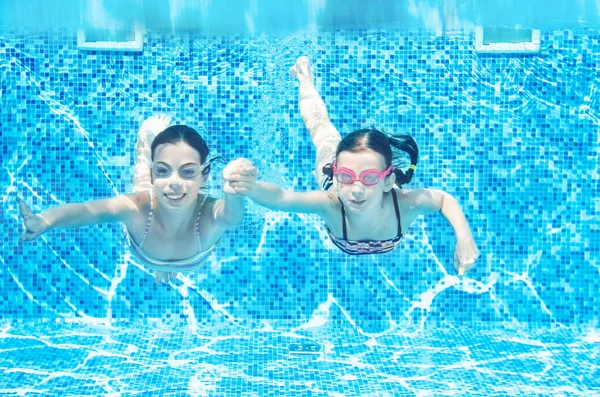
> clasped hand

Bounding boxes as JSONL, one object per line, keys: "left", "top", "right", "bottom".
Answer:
{"left": 222, "top": 158, "right": 258, "bottom": 195}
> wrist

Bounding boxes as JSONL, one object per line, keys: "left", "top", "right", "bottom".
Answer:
{"left": 455, "top": 228, "right": 473, "bottom": 241}
{"left": 243, "top": 182, "right": 262, "bottom": 199}
{"left": 224, "top": 192, "right": 243, "bottom": 200}
{"left": 38, "top": 213, "right": 51, "bottom": 226}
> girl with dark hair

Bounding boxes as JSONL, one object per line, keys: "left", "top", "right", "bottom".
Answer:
{"left": 224, "top": 57, "right": 479, "bottom": 275}
{"left": 18, "top": 116, "right": 246, "bottom": 283}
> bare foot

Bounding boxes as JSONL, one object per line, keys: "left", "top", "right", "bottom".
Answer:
{"left": 290, "top": 56, "right": 314, "bottom": 84}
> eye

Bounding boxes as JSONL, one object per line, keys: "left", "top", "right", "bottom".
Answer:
{"left": 153, "top": 165, "right": 171, "bottom": 177}
{"left": 336, "top": 172, "right": 355, "bottom": 183}
{"left": 362, "top": 173, "right": 380, "bottom": 184}
{"left": 180, "top": 166, "right": 199, "bottom": 179}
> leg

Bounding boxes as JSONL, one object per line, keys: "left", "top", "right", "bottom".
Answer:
{"left": 291, "top": 57, "right": 341, "bottom": 190}
{"left": 132, "top": 115, "right": 172, "bottom": 193}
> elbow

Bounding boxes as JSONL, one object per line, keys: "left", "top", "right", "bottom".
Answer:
{"left": 436, "top": 192, "right": 458, "bottom": 217}
{"left": 440, "top": 191, "right": 457, "bottom": 208}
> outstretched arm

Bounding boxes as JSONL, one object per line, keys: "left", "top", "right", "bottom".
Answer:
{"left": 245, "top": 181, "right": 333, "bottom": 215}
{"left": 223, "top": 158, "right": 333, "bottom": 216}
{"left": 404, "top": 188, "right": 480, "bottom": 276}
{"left": 207, "top": 158, "right": 248, "bottom": 229}
{"left": 17, "top": 195, "right": 139, "bottom": 241}
{"left": 211, "top": 193, "right": 245, "bottom": 229}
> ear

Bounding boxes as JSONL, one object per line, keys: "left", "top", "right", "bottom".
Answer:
{"left": 383, "top": 173, "right": 396, "bottom": 192}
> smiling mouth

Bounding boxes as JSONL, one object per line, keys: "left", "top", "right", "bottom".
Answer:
{"left": 350, "top": 199, "right": 366, "bottom": 205}
{"left": 165, "top": 193, "right": 186, "bottom": 202}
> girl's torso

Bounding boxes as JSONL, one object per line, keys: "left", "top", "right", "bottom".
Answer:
{"left": 125, "top": 191, "right": 221, "bottom": 263}
{"left": 321, "top": 188, "right": 422, "bottom": 255}
{"left": 323, "top": 188, "right": 416, "bottom": 241}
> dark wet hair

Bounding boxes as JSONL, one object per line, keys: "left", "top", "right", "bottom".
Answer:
{"left": 325, "top": 128, "right": 419, "bottom": 187}
{"left": 151, "top": 125, "right": 213, "bottom": 175}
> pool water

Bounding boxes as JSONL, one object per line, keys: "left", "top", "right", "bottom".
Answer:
{"left": 1, "top": 321, "right": 597, "bottom": 396}
{"left": 1, "top": 1, "right": 599, "bottom": 396}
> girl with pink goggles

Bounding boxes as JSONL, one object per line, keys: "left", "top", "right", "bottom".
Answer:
{"left": 333, "top": 162, "right": 393, "bottom": 186}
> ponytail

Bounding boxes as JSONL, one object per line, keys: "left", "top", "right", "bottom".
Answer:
{"left": 387, "top": 134, "right": 418, "bottom": 187}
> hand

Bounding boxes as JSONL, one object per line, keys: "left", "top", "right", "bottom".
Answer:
{"left": 155, "top": 271, "right": 177, "bottom": 283}
{"left": 222, "top": 158, "right": 258, "bottom": 196}
{"left": 139, "top": 115, "right": 172, "bottom": 143}
{"left": 453, "top": 236, "right": 480, "bottom": 276}
{"left": 17, "top": 198, "right": 51, "bottom": 242}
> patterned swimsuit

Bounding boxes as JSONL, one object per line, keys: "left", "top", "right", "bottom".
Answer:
{"left": 325, "top": 189, "right": 403, "bottom": 255}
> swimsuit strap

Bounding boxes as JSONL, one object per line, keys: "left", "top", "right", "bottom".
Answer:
{"left": 140, "top": 192, "right": 207, "bottom": 249}
{"left": 391, "top": 189, "right": 402, "bottom": 236}
{"left": 339, "top": 189, "right": 402, "bottom": 241}
{"left": 340, "top": 202, "right": 348, "bottom": 240}
{"left": 138, "top": 190, "right": 154, "bottom": 248}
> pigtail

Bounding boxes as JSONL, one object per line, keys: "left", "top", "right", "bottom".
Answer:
{"left": 322, "top": 162, "right": 334, "bottom": 178}
{"left": 387, "top": 134, "right": 419, "bottom": 187}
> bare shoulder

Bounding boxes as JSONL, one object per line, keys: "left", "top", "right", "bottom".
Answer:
{"left": 311, "top": 189, "right": 342, "bottom": 226}
{"left": 310, "top": 189, "right": 340, "bottom": 217}
{"left": 116, "top": 192, "right": 151, "bottom": 223}
{"left": 324, "top": 190, "right": 341, "bottom": 208}
{"left": 121, "top": 191, "right": 150, "bottom": 211}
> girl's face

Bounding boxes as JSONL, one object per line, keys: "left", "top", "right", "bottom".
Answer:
{"left": 335, "top": 149, "right": 394, "bottom": 214}
{"left": 151, "top": 142, "right": 205, "bottom": 210}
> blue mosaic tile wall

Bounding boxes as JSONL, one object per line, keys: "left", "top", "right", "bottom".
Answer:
{"left": 0, "top": 28, "right": 598, "bottom": 332}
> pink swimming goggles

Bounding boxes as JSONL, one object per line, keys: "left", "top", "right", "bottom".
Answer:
{"left": 333, "top": 162, "right": 393, "bottom": 186}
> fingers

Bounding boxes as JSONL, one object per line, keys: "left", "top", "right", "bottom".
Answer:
{"left": 155, "top": 271, "right": 177, "bottom": 283}
{"left": 17, "top": 199, "right": 35, "bottom": 218}
{"left": 457, "top": 262, "right": 474, "bottom": 276}
{"left": 454, "top": 254, "right": 480, "bottom": 276}
{"left": 223, "top": 164, "right": 257, "bottom": 195}
{"left": 226, "top": 181, "right": 254, "bottom": 195}
{"left": 228, "top": 181, "right": 254, "bottom": 189}
{"left": 225, "top": 175, "right": 255, "bottom": 185}
{"left": 231, "top": 159, "right": 256, "bottom": 172}
{"left": 223, "top": 158, "right": 258, "bottom": 180}
{"left": 454, "top": 257, "right": 463, "bottom": 276}
{"left": 17, "top": 199, "right": 41, "bottom": 242}
{"left": 454, "top": 240, "right": 481, "bottom": 276}
{"left": 222, "top": 183, "right": 238, "bottom": 196}
{"left": 459, "top": 260, "right": 476, "bottom": 275}
{"left": 225, "top": 167, "right": 257, "bottom": 179}
{"left": 20, "top": 231, "right": 38, "bottom": 242}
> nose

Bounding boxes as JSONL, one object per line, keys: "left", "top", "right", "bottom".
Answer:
{"left": 167, "top": 174, "right": 183, "bottom": 189}
{"left": 350, "top": 181, "right": 364, "bottom": 196}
